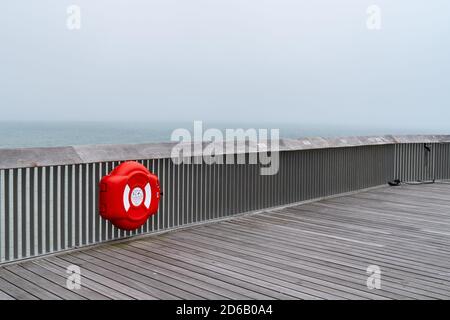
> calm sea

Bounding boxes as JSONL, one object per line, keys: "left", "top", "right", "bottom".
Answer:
{"left": 0, "top": 121, "right": 447, "bottom": 149}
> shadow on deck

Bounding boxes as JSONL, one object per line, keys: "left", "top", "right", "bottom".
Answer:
{"left": 1, "top": 183, "right": 450, "bottom": 300}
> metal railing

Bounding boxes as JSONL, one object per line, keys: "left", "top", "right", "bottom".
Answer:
{"left": 394, "top": 143, "right": 450, "bottom": 182}
{"left": 1, "top": 135, "right": 449, "bottom": 264}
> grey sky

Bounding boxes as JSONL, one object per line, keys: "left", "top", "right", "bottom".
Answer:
{"left": 1, "top": 1, "right": 449, "bottom": 128}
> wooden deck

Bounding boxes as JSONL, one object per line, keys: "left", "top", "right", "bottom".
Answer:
{"left": 1, "top": 183, "right": 450, "bottom": 300}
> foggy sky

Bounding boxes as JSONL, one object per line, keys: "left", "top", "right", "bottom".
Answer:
{"left": 1, "top": 1, "right": 449, "bottom": 129}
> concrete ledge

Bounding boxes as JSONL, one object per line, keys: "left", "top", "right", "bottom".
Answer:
{"left": 1, "top": 134, "right": 449, "bottom": 170}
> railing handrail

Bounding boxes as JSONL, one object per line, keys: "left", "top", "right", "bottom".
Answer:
{"left": 1, "top": 134, "right": 450, "bottom": 170}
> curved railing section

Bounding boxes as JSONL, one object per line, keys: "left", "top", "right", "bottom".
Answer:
{"left": 0, "top": 135, "right": 449, "bottom": 264}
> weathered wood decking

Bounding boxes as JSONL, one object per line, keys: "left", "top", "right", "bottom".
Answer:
{"left": 0, "top": 183, "right": 450, "bottom": 300}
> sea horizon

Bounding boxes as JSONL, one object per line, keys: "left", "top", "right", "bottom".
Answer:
{"left": 0, "top": 120, "right": 449, "bottom": 149}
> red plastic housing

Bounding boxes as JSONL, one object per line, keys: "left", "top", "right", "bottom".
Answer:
{"left": 99, "top": 161, "right": 160, "bottom": 230}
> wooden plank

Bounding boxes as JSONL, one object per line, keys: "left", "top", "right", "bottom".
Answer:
{"left": 132, "top": 238, "right": 368, "bottom": 300}
{"left": 51, "top": 255, "right": 158, "bottom": 300}
{"left": 0, "top": 277, "right": 35, "bottom": 300}
{"left": 0, "top": 289, "right": 13, "bottom": 300}
{"left": 182, "top": 225, "right": 445, "bottom": 299}
{"left": 127, "top": 240, "right": 331, "bottom": 300}
{"left": 224, "top": 217, "right": 450, "bottom": 275}
{"left": 143, "top": 234, "right": 407, "bottom": 300}
{"left": 5, "top": 264, "right": 85, "bottom": 300}
{"left": 0, "top": 268, "right": 60, "bottom": 300}
{"left": 152, "top": 233, "right": 397, "bottom": 299}
{"left": 75, "top": 250, "right": 214, "bottom": 300}
{"left": 1, "top": 183, "right": 450, "bottom": 300}
{"left": 88, "top": 247, "right": 250, "bottom": 299}
{"left": 112, "top": 244, "right": 291, "bottom": 300}
{"left": 33, "top": 259, "right": 133, "bottom": 300}
{"left": 20, "top": 261, "right": 110, "bottom": 300}
{"left": 220, "top": 218, "right": 450, "bottom": 297}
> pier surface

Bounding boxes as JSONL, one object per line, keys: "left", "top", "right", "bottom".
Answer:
{"left": 0, "top": 183, "right": 449, "bottom": 300}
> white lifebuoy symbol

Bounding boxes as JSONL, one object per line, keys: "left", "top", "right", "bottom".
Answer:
{"left": 131, "top": 187, "right": 144, "bottom": 207}
{"left": 123, "top": 183, "right": 152, "bottom": 212}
